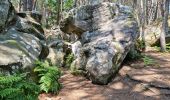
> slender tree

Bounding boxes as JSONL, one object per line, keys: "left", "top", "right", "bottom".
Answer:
{"left": 32, "top": 0, "right": 37, "bottom": 11}
{"left": 160, "top": 0, "right": 169, "bottom": 52}
{"left": 57, "top": 0, "right": 61, "bottom": 25}
{"left": 22, "top": 0, "right": 34, "bottom": 11}
{"left": 140, "top": 0, "right": 147, "bottom": 51}
{"left": 27, "top": 0, "right": 34, "bottom": 11}
{"left": 23, "top": 0, "right": 27, "bottom": 11}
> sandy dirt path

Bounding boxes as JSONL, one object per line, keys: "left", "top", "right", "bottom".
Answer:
{"left": 39, "top": 50, "right": 170, "bottom": 100}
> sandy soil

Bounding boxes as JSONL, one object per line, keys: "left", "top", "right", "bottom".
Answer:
{"left": 39, "top": 49, "right": 170, "bottom": 100}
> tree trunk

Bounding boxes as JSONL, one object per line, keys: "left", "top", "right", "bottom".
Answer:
{"left": 22, "top": 0, "right": 34, "bottom": 11}
{"left": 160, "top": 0, "right": 169, "bottom": 52}
{"left": 153, "top": 1, "right": 159, "bottom": 21}
{"left": 33, "top": 0, "right": 37, "bottom": 11}
{"left": 57, "top": 0, "right": 61, "bottom": 25}
{"left": 27, "top": 0, "right": 34, "bottom": 11}
{"left": 132, "top": 0, "right": 137, "bottom": 10}
{"left": 141, "top": 0, "right": 147, "bottom": 51}
{"left": 18, "top": 0, "right": 22, "bottom": 11}
{"left": 23, "top": 0, "right": 27, "bottom": 11}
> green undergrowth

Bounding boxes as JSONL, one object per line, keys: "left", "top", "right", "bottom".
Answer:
{"left": 0, "top": 73, "right": 40, "bottom": 100}
{"left": 0, "top": 60, "right": 62, "bottom": 100}
{"left": 65, "top": 53, "right": 74, "bottom": 68}
{"left": 34, "top": 60, "right": 62, "bottom": 94}
{"left": 70, "top": 64, "right": 84, "bottom": 76}
{"left": 142, "top": 56, "right": 155, "bottom": 67}
{"left": 65, "top": 53, "right": 84, "bottom": 75}
{"left": 154, "top": 43, "right": 170, "bottom": 52}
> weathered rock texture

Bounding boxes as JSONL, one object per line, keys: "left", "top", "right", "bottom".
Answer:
{"left": 144, "top": 19, "right": 170, "bottom": 46}
{"left": 60, "top": 2, "right": 139, "bottom": 84}
{"left": 46, "top": 26, "right": 73, "bottom": 67}
{"left": 0, "top": 1, "right": 48, "bottom": 74}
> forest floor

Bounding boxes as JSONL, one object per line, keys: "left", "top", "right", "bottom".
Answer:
{"left": 39, "top": 48, "right": 170, "bottom": 100}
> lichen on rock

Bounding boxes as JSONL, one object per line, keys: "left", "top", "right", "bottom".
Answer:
{"left": 0, "top": 0, "right": 49, "bottom": 74}
{"left": 60, "top": 2, "right": 139, "bottom": 85}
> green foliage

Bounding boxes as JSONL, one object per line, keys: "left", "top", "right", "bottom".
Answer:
{"left": 0, "top": 73, "right": 40, "bottom": 100}
{"left": 34, "top": 61, "right": 62, "bottom": 94}
{"left": 65, "top": 53, "right": 74, "bottom": 67}
{"left": 41, "top": 0, "right": 60, "bottom": 27}
{"left": 136, "top": 39, "right": 145, "bottom": 52}
{"left": 154, "top": 46, "right": 161, "bottom": 51}
{"left": 43, "top": 0, "right": 74, "bottom": 27}
{"left": 0, "top": 60, "right": 62, "bottom": 99}
{"left": 154, "top": 43, "right": 170, "bottom": 52}
{"left": 64, "top": 0, "right": 74, "bottom": 11}
{"left": 142, "top": 56, "right": 155, "bottom": 66}
{"left": 70, "top": 64, "right": 83, "bottom": 76}
{"left": 166, "top": 43, "right": 170, "bottom": 51}
{"left": 126, "top": 49, "right": 142, "bottom": 60}
{"left": 125, "top": 39, "right": 146, "bottom": 60}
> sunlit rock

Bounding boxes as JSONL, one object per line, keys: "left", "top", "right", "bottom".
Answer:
{"left": 60, "top": 2, "right": 139, "bottom": 85}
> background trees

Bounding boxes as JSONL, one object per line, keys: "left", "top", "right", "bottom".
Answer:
{"left": 160, "top": 0, "right": 169, "bottom": 52}
{"left": 112, "top": 0, "right": 169, "bottom": 52}
{"left": 11, "top": 0, "right": 74, "bottom": 27}
{"left": 10, "top": 0, "right": 170, "bottom": 51}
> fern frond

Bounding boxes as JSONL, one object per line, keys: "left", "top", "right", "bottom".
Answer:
{"left": 17, "top": 81, "right": 40, "bottom": 92}
{"left": 0, "top": 88, "right": 20, "bottom": 98}
{"left": 0, "top": 76, "right": 22, "bottom": 85}
{"left": 34, "top": 67, "right": 47, "bottom": 73}
{"left": 34, "top": 60, "right": 62, "bottom": 93}
{"left": 0, "top": 73, "right": 40, "bottom": 99}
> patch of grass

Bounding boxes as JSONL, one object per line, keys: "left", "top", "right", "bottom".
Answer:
{"left": 154, "top": 43, "right": 170, "bottom": 52}
{"left": 142, "top": 56, "right": 155, "bottom": 67}
{"left": 154, "top": 46, "right": 161, "bottom": 51}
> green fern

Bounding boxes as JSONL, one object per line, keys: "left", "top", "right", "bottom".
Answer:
{"left": 65, "top": 53, "right": 74, "bottom": 67}
{"left": 0, "top": 60, "right": 62, "bottom": 99}
{"left": 34, "top": 60, "right": 62, "bottom": 94}
{"left": 0, "top": 88, "right": 21, "bottom": 98}
{"left": 0, "top": 73, "right": 40, "bottom": 100}
{"left": 0, "top": 75, "right": 22, "bottom": 85}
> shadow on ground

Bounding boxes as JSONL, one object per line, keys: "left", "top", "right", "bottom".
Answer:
{"left": 39, "top": 49, "right": 170, "bottom": 100}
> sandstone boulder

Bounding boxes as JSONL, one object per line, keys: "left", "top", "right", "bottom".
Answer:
{"left": 60, "top": 2, "right": 139, "bottom": 84}
{"left": 0, "top": 1, "right": 48, "bottom": 75}
{"left": 0, "top": 0, "right": 15, "bottom": 32}
{"left": 144, "top": 20, "right": 170, "bottom": 46}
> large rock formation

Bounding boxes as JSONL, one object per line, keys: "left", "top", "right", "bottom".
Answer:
{"left": 60, "top": 2, "right": 139, "bottom": 84}
{"left": 45, "top": 26, "right": 73, "bottom": 67}
{"left": 144, "top": 19, "right": 170, "bottom": 46}
{"left": 0, "top": 1, "right": 48, "bottom": 74}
